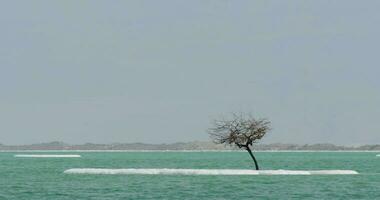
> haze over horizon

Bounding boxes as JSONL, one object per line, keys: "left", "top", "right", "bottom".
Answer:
{"left": 1, "top": 1, "right": 380, "bottom": 146}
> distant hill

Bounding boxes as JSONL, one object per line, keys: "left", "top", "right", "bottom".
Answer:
{"left": 1, "top": 141, "right": 380, "bottom": 151}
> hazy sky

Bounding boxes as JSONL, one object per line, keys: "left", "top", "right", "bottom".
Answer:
{"left": 1, "top": 1, "right": 379, "bottom": 145}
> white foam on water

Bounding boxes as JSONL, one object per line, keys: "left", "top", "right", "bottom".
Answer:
{"left": 308, "top": 170, "right": 359, "bottom": 175}
{"left": 63, "top": 168, "right": 358, "bottom": 175}
{"left": 14, "top": 154, "right": 81, "bottom": 158}
{"left": 376, "top": 154, "right": 380, "bottom": 157}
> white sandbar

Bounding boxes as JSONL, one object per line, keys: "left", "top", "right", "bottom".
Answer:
{"left": 15, "top": 154, "right": 81, "bottom": 158}
{"left": 64, "top": 168, "right": 358, "bottom": 175}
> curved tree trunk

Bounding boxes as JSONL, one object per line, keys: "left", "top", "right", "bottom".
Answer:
{"left": 246, "top": 147, "right": 259, "bottom": 170}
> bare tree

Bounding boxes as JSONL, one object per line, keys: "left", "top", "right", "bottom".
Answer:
{"left": 208, "top": 113, "right": 271, "bottom": 170}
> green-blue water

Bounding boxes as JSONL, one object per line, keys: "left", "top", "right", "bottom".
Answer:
{"left": 1, "top": 152, "right": 379, "bottom": 199}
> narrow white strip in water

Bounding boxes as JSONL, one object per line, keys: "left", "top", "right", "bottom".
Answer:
{"left": 15, "top": 154, "right": 81, "bottom": 158}
{"left": 376, "top": 154, "right": 380, "bottom": 157}
{"left": 64, "top": 168, "right": 358, "bottom": 175}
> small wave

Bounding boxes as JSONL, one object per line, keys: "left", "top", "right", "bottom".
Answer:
{"left": 64, "top": 168, "right": 358, "bottom": 175}
{"left": 14, "top": 154, "right": 81, "bottom": 158}
{"left": 376, "top": 154, "right": 380, "bottom": 157}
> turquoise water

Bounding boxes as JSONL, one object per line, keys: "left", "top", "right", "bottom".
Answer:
{"left": 1, "top": 152, "right": 379, "bottom": 199}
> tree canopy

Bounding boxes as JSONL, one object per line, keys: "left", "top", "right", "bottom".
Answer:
{"left": 209, "top": 113, "right": 271, "bottom": 148}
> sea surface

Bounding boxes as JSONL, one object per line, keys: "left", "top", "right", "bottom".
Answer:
{"left": 0, "top": 151, "right": 379, "bottom": 199}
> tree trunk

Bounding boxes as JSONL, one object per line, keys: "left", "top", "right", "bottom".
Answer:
{"left": 246, "top": 146, "right": 259, "bottom": 170}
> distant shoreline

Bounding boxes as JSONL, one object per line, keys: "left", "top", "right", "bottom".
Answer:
{"left": 2, "top": 150, "right": 380, "bottom": 152}
{"left": 1, "top": 141, "right": 380, "bottom": 151}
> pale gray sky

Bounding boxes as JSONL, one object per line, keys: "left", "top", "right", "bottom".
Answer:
{"left": 1, "top": 1, "right": 379, "bottom": 145}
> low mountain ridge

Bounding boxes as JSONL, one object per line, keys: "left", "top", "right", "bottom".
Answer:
{"left": 1, "top": 141, "right": 380, "bottom": 151}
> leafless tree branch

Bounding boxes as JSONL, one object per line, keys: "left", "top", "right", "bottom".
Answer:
{"left": 208, "top": 112, "right": 271, "bottom": 170}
